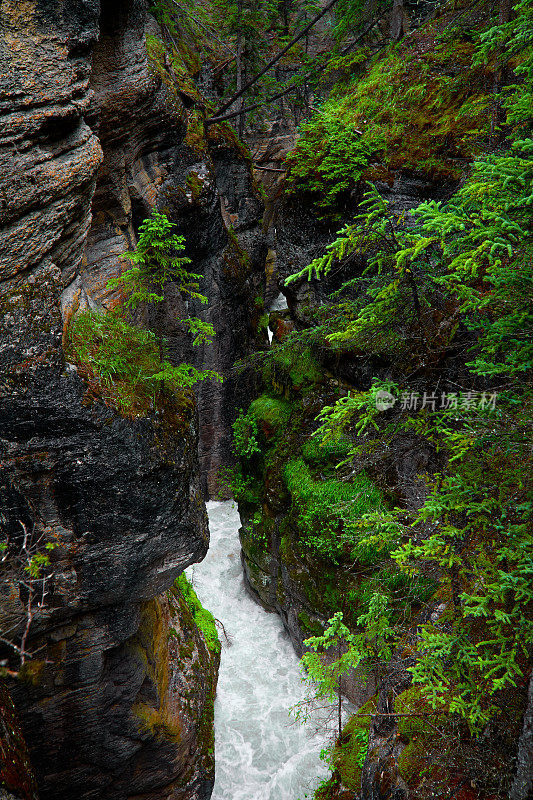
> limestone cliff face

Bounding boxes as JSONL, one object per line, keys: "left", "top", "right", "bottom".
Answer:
{"left": 0, "top": 0, "right": 263, "bottom": 796}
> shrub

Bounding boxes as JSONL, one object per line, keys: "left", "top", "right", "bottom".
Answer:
{"left": 68, "top": 311, "right": 219, "bottom": 416}
{"left": 232, "top": 408, "right": 262, "bottom": 459}
{"left": 285, "top": 100, "right": 382, "bottom": 217}
{"left": 285, "top": 32, "right": 492, "bottom": 217}
{"left": 68, "top": 211, "right": 220, "bottom": 416}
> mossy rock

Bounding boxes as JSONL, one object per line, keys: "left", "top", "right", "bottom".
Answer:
{"left": 206, "top": 120, "right": 253, "bottom": 165}
{"left": 133, "top": 701, "right": 182, "bottom": 743}
{"left": 397, "top": 737, "right": 428, "bottom": 786}
{"left": 394, "top": 685, "right": 447, "bottom": 787}
{"left": 240, "top": 525, "right": 270, "bottom": 566}
{"left": 333, "top": 696, "right": 377, "bottom": 791}
{"left": 145, "top": 34, "right": 200, "bottom": 119}
{"left": 278, "top": 529, "right": 355, "bottom": 620}
{"left": 394, "top": 685, "right": 446, "bottom": 740}
{"left": 173, "top": 574, "right": 220, "bottom": 655}
{"left": 249, "top": 394, "right": 293, "bottom": 440}
{"left": 186, "top": 171, "right": 205, "bottom": 202}
{"left": 221, "top": 229, "right": 253, "bottom": 284}
{"left": 297, "top": 610, "right": 324, "bottom": 637}
{"left": 129, "top": 599, "right": 185, "bottom": 746}
{"left": 285, "top": 9, "right": 492, "bottom": 216}
{"left": 172, "top": 631, "right": 194, "bottom": 661}
{"left": 185, "top": 108, "right": 209, "bottom": 156}
{"left": 18, "top": 660, "right": 45, "bottom": 687}
{"left": 264, "top": 345, "right": 323, "bottom": 394}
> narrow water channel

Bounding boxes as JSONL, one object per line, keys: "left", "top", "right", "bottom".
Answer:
{"left": 186, "top": 501, "right": 332, "bottom": 800}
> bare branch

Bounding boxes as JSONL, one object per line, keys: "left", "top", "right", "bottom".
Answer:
{"left": 207, "top": 85, "right": 297, "bottom": 125}
{"left": 206, "top": 0, "right": 342, "bottom": 122}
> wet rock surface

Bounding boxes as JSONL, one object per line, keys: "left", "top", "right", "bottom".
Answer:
{"left": 0, "top": 206, "right": 213, "bottom": 799}
{"left": 77, "top": 0, "right": 267, "bottom": 497}
{"left": 0, "top": 0, "right": 265, "bottom": 795}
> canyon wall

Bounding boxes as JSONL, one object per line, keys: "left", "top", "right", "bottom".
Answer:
{"left": 233, "top": 3, "right": 532, "bottom": 798}
{"left": 79, "top": 0, "right": 267, "bottom": 496}
{"left": 0, "top": 0, "right": 265, "bottom": 796}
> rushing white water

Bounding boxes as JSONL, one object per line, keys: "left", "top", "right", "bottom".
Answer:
{"left": 185, "top": 501, "right": 333, "bottom": 800}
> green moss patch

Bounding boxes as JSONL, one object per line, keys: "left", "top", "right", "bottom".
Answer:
{"left": 173, "top": 574, "right": 221, "bottom": 655}
{"left": 286, "top": 20, "right": 492, "bottom": 216}
{"left": 301, "top": 435, "right": 351, "bottom": 467}
{"left": 332, "top": 696, "right": 377, "bottom": 791}
{"left": 298, "top": 610, "right": 324, "bottom": 637}
{"left": 146, "top": 34, "right": 201, "bottom": 115}
{"left": 249, "top": 394, "right": 293, "bottom": 439}
{"left": 134, "top": 702, "right": 182, "bottom": 743}
{"left": 264, "top": 344, "right": 323, "bottom": 394}
{"left": 284, "top": 458, "right": 384, "bottom": 563}
{"left": 394, "top": 686, "right": 447, "bottom": 787}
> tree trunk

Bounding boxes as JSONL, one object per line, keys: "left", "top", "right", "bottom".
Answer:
{"left": 338, "top": 684, "right": 342, "bottom": 740}
{"left": 282, "top": 0, "right": 289, "bottom": 35}
{"left": 235, "top": 0, "right": 245, "bottom": 138}
{"left": 337, "top": 635, "right": 343, "bottom": 740}
{"left": 499, "top": 0, "right": 512, "bottom": 24}
{"left": 509, "top": 669, "right": 533, "bottom": 800}
{"left": 206, "top": 0, "right": 341, "bottom": 121}
{"left": 390, "top": 0, "right": 405, "bottom": 41}
{"left": 238, "top": 51, "right": 245, "bottom": 138}
{"left": 490, "top": 0, "right": 513, "bottom": 140}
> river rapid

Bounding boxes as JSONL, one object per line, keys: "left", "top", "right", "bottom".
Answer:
{"left": 186, "top": 501, "right": 334, "bottom": 800}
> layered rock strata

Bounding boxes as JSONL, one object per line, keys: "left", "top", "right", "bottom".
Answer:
{"left": 81, "top": 0, "right": 267, "bottom": 497}
{"left": 0, "top": 190, "right": 215, "bottom": 798}
{"left": 0, "top": 0, "right": 264, "bottom": 796}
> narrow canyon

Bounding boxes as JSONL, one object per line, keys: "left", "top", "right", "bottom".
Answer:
{"left": 1, "top": 1, "right": 532, "bottom": 800}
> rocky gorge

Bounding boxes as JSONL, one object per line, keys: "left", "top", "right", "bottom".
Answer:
{"left": 1, "top": 0, "right": 533, "bottom": 799}
{"left": 0, "top": 0, "right": 264, "bottom": 796}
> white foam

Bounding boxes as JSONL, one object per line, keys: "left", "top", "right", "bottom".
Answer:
{"left": 269, "top": 292, "right": 289, "bottom": 312}
{"left": 186, "top": 501, "right": 334, "bottom": 800}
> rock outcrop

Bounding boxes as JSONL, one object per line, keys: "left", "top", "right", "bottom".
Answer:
{"left": 0, "top": 253, "right": 212, "bottom": 797}
{"left": 79, "top": 0, "right": 267, "bottom": 497}
{"left": 0, "top": 0, "right": 265, "bottom": 796}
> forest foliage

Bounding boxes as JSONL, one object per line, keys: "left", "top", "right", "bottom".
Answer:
{"left": 284, "top": 0, "right": 533, "bottom": 736}
{"left": 231, "top": 0, "right": 533, "bottom": 775}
